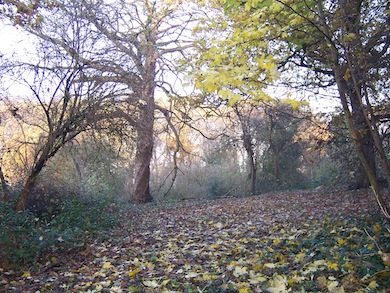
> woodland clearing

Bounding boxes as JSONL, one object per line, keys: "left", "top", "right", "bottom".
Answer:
{"left": 1, "top": 188, "right": 389, "bottom": 293}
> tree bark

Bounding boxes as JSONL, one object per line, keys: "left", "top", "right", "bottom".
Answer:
{"left": 334, "top": 71, "right": 390, "bottom": 223}
{"left": 348, "top": 73, "right": 376, "bottom": 188}
{"left": 15, "top": 153, "right": 48, "bottom": 211}
{"left": 315, "top": 0, "right": 389, "bottom": 223}
{"left": 350, "top": 95, "right": 376, "bottom": 189}
{"left": 243, "top": 133, "right": 256, "bottom": 195}
{"left": 0, "top": 167, "right": 10, "bottom": 201}
{"left": 132, "top": 52, "right": 156, "bottom": 203}
{"left": 235, "top": 106, "right": 257, "bottom": 195}
{"left": 133, "top": 109, "right": 154, "bottom": 203}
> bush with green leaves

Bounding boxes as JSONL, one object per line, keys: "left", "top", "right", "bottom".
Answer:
{"left": 0, "top": 195, "right": 120, "bottom": 269}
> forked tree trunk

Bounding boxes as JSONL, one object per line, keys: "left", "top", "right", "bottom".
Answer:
{"left": 335, "top": 73, "right": 390, "bottom": 223}
{"left": 316, "top": 0, "right": 389, "bottom": 223}
{"left": 350, "top": 92, "right": 376, "bottom": 189}
{"left": 236, "top": 107, "right": 257, "bottom": 196}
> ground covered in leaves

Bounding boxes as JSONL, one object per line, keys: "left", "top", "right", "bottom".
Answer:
{"left": 1, "top": 188, "right": 390, "bottom": 293}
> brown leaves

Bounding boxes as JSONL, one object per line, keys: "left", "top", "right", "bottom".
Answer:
{"left": 2, "top": 188, "right": 389, "bottom": 292}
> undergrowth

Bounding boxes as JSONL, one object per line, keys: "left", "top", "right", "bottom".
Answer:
{"left": 0, "top": 195, "right": 119, "bottom": 269}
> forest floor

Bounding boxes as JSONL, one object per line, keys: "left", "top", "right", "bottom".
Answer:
{"left": 1, "top": 187, "right": 390, "bottom": 293}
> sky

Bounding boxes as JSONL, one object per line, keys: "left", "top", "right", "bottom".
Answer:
{"left": 0, "top": 20, "right": 340, "bottom": 114}
{"left": 0, "top": 22, "right": 31, "bottom": 58}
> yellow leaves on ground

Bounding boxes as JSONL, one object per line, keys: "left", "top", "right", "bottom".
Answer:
{"left": 127, "top": 268, "right": 141, "bottom": 278}
{"left": 248, "top": 271, "right": 267, "bottom": 284}
{"left": 233, "top": 265, "right": 248, "bottom": 277}
{"left": 272, "top": 237, "right": 281, "bottom": 246}
{"left": 5, "top": 191, "right": 390, "bottom": 292}
{"left": 317, "top": 275, "right": 345, "bottom": 292}
{"left": 373, "top": 223, "right": 382, "bottom": 233}
{"left": 21, "top": 271, "right": 31, "bottom": 278}
{"left": 102, "top": 262, "right": 113, "bottom": 269}
{"left": 185, "top": 272, "right": 199, "bottom": 279}
{"left": 337, "top": 238, "right": 345, "bottom": 245}
{"left": 327, "top": 261, "right": 339, "bottom": 271}
{"left": 266, "top": 274, "right": 288, "bottom": 293}
{"left": 327, "top": 280, "right": 345, "bottom": 293}
{"left": 263, "top": 262, "right": 277, "bottom": 269}
{"left": 213, "top": 221, "right": 224, "bottom": 229}
{"left": 238, "top": 287, "right": 251, "bottom": 293}
{"left": 368, "top": 280, "right": 379, "bottom": 289}
{"left": 142, "top": 279, "right": 160, "bottom": 288}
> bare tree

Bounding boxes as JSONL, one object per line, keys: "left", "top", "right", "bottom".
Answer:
{"left": 47, "top": 0, "right": 196, "bottom": 203}
{"left": 1, "top": 10, "right": 120, "bottom": 209}
{"left": 2, "top": 0, "right": 199, "bottom": 203}
{"left": 232, "top": 102, "right": 259, "bottom": 195}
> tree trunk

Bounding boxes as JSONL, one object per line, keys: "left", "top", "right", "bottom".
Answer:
{"left": 237, "top": 106, "right": 257, "bottom": 195}
{"left": 334, "top": 71, "right": 390, "bottom": 223}
{"left": 15, "top": 157, "right": 46, "bottom": 211}
{"left": 133, "top": 122, "right": 154, "bottom": 203}
{"left": 132, "top": 87, "right": 155, "bottom": 203}
{"left": 342, "top": 102, "right": 390, "bottom": 222}
{"left": 15, "top": 142, "right": 52, "bottom": 211}
{"left": 316, "top": 0, "right": 389, "bottom": 223}
{"left": 274, "top": 152, "right": 280, "bottom": 183}
{"left": 130, "top": 16, "right": 159, "bottom": 203}
{"left": 0, "top": 166, "right": 10, "bottom": 201}
{"left": 15, "top": 172, "right": 39, "bottom": 211}
{"left": 355, "top": 132, "right": 375, "bottom": 189}
{"left": 245, "top": 138, "right": 257, "bottom": 195}
{"left": 350, "top": 92, "right": 376, "bottom": 189}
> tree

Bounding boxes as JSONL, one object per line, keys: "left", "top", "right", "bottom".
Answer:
{"left": 190, "top": 1, "right": 283, "bottom": 194}
{"left": 197, "top": 0, "right": 390, "bottom": 220}
{"left": 233, "top": 102, "right": 259, "bottom": 195}
{"left": 2, "top": 0, "right": 199, "bottom": 203}
{"left": 0, "top": 47, "right": 115, "bottom": 210}
{"left": 261, "top": 102, "right": 308, "bottom": 188}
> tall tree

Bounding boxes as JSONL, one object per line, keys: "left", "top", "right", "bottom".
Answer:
{"left": 196, "top": 0, "right": 390, "bottom": 220}
{"left": 2, "top": 0, "right": 198, "bottom": 203}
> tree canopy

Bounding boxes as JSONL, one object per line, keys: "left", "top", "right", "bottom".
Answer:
{"left": 192, "top": 0, "right": 390, "bottom": 221}
{"left": 0, "top": 0, "right": 389, "bottom": 219}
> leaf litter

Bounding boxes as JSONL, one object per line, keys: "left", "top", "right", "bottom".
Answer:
{"left": 1, "top": 188, "right": 389, "bottom": 292}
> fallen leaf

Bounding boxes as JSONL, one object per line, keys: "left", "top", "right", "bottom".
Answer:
{"left": 21, "top": 272, "right": 30, "bottom": 278}
{"left": 128, "top": 268, "right": 141, "bottom": 277}
{"left": 102, "top": 262, "right": 113, "bottom": 269}
{"left": 143, "top": 280, "right": 160, "bottom": 288}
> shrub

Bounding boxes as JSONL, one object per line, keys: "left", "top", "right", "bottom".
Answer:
{"left": 0, "top": 195, "right": 119, "bottom": 269}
